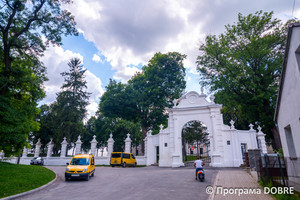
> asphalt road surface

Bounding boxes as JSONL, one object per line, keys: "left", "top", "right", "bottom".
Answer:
{"left": 18, "top": 166, "right": 217, "bottom": 200}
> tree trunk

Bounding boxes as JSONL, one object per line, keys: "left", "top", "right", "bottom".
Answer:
{"left": 17, "top": 153, "right": 21, "bottom": 164}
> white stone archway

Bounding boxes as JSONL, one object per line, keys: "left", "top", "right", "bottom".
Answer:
{"left": 145, "top": 91, "right": 266, "bottom": 167}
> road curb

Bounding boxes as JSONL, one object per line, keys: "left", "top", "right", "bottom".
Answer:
{"left": 209, "top": 170, "right": 219, "bottom": 200}
{"left": 0, "top": 169, "right": 58, "bottom": 200}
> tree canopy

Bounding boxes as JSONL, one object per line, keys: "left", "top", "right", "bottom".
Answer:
{"left": 0, "top": 0, "right": 77, "bottom": 156}
{"left": 196, "top": 11, "right": 289, "bottom": 139}
{"left": 99, "top": 52, "right": 186, "bottom": 152}
{"left": 94, "top": 115, "right": 142, "bottom": 152}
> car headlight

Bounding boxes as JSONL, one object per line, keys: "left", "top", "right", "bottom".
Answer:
{"left": 83, "top": 167, "right": 88, "bottom": 172}
{"left": 66, "top": 168, "right": 70, "bottom": 172}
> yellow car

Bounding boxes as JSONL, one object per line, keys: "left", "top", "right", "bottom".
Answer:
{"left": 65, "top": 154, "right": 95, "bottom": 181}
{"left": 110, "top": 152, "right": 137, "bottom": 168}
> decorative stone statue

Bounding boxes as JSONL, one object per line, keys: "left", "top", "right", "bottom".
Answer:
{"left": 230, "top": 120, "right": 235, "bottom": 129}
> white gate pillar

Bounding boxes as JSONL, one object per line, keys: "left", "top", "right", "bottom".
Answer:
{"left": 146, "top": 130, "right": 155, "bottom": 166}
{"left": 124, "top": 133, "right": 132, "bottom": 153}
{"left": 107, "top": 134, "right": 114, "bottom": 157}
{"left": 47, "top": 139, "right": 54, "bottom": 157}
{"left": 144, "top": 137, "right": 147, "bottom": 157}
{"left": 34, "top": 138, "right": 41, "bottom": 157}
{"left": 90, "top": 135, "right": 98, "bottom": 156}
{"left": 257, "top": 126, "right": 267, "bottom": 154}
{"left": 249, "top": 124, "right": 258, "bottom": 149}
{"left": 60, "top": 137, "right": 68, "bottom": 157}
{"left": 22, "top": 140, "right": 28, "bottom": 158}
{"left": 75, "top": 135, "right": 82, "bottom": 155}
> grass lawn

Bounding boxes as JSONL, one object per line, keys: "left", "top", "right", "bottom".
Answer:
{"left": 0, "top": 162, "right": 56, "bottom": 198}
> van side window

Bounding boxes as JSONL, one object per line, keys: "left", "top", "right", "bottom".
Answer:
{"left": 131, "top": 155, "right": 135, "bottom": 159}
{"left": 91, "top": 157, "right": 95, "bottom": 165}
{"left": 122, "top": 154, "right": 130, "bottom": 159}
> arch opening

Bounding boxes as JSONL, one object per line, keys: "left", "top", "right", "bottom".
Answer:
{"left": 181, "top": 120, "right": 210, "bottom": 163}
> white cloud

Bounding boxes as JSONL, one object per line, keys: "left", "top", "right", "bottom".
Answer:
{"left": 92, "top": 54, "right": 102, "bottom": 63}
{"left": 65, "top": 0, "right": 298, "bottom": 83}
{"left": 41, "top": 44, "right": 104, "bottom": 118}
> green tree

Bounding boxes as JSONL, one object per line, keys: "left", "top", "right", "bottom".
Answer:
{"left": 94, "top": 114, "right": 142, "bottom": 153}
{"left": 0, "top": 0, "right": 77, "bottom": 156}
{"left": 196, "top": 11, "right": 288, "bottom": 139}
{"left": 182, "top": 121, "right": 209, "bottom": 158}
{"left": 99, "top": 52, "right": 186, "bottom": 152}
{"left": 31, "top": 104, "right": 56, "bottom": 154}
{"left": 51, "top": 58, "right": 90, "bottom": 153}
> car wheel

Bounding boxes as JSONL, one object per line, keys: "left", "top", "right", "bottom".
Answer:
{"left": 122, "top": 162, "right": 126, "bottom": 168}
{"left": 85, "top": 174, "right": 90, "bottom": 181}
{"left": 111, "top": 165, "right": 115, "bottom": 168}
{"left": 65, "top": 177, "right": 70, "bottom": 181}
{"left": 91, "top": 171, "right": 94, "bottom": 177}
{"left": 134, "top": 162, "right": 137, "bottom": 167}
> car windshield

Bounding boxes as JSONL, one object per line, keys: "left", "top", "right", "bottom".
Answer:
{"left": 70, "top": 158, "right": 89, "bottom": 165}
{"left": 112, "top": 153, "right": 121, "bottom": 158}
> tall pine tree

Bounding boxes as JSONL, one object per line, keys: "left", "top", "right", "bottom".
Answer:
{"left": 52, "top": 58, "right": 90, "bottom": 151}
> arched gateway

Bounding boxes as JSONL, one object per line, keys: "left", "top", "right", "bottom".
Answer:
{"left": 145, "top": 91, "right": 267, "bottom": 167}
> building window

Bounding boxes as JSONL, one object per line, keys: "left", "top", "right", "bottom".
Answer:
{"left": 241, "top": 143, "right": 247, "bottom": 160}
{"left": 284, "top": 125, "right": 297, "bottom": 159}
{"left": 227, "top": 140, "right": 230, "bottom": 145}
{"left": 296, "top": 45, "right": 300, "bottom": 72}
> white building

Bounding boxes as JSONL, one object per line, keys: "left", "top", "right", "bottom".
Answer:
{"left": 274, "top": 23, "right": 300, "bottom": 191}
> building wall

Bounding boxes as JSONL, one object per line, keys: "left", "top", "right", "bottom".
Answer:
{"left": 277, "top": 26, "right": 300, "bottom": 191}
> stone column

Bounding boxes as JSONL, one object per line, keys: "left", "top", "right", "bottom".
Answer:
{"left": 22, "top": 146, "right": 28, "bottom": 158}
{"left": 34, "top": 138, "right": 41, "bottom": 157}
{"left": 60, "top": 137, "right": 68, "bottom": 157}
{"left": 257, "top": 126, "right": 267, "bottom": 154}
{"left": 124, "top": 133, "right": 132, "bottom": 153}
{"left": 249, "top": 124, "right": 258, "bottom": 149}
{"left": 107, "top": 134, "right": 114, "bottom": 157}
{"left": 90, "top": 135, "right": 98, "bottom": 156}
{"left": 47, "top": 139, "right": 54, "bottom": 157}
{"left": 75, "top": 135, "right": 82, "bottom": 155}
{"left": 144, "top": 137, "right": 147, "bottom": 157}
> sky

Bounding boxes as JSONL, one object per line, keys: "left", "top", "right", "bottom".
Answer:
{"left": 40, "top": 0, "right": 300, "bottom": 119}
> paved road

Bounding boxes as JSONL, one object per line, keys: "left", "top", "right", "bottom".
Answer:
{"left": 18, "top": 166, "right": 217, "bottom": 200}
